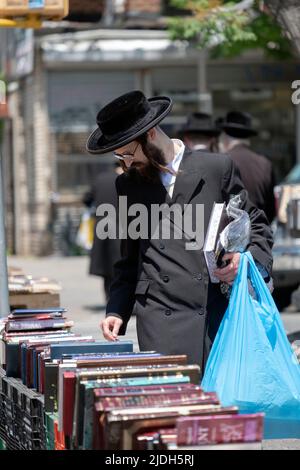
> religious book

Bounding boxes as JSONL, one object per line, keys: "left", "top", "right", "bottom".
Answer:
{"left": 73, "top": 354, "right": 188, "bottom": 369}
{"left": 50, "top": 340, "right": 134, "bottom": 359}
{"left": 18, "top": 335, "right": 93, "bottom": 382}
{"left": 104, "top": 404, "right": 239, "bottom": 450}
{"left": 9, "top": 308, "right": 66, "bottom": 319}
{"left": 75, "top": 364, "right": 200, "bottom": 385}
{"left": 165, "top": 442, "right": 263, "bottom": 450}
{"left": 63, "top": 371, "right": 77, "bottom": 438}
{"left": 5, "top": 332, "right": 78, "bottom": 377}
{"left": 84, "top": 389, "right": 218, "bottom": 450}
{"left": 93, "top": 383, "right": 198, "bottom": 397}
{"left": 203, "top": 202, "right": 229, "bottom": 283}
{"left": 176, "top": 413, "right": 264, "bottom": 446}
{"left": 72, "top": 364, "right": 199, "bottom": 449}
{"left": 74, "top": 375, "right": 191, "bottom": 450}
{"left": 5, "top": 318, "right": 74, "bottom": 332}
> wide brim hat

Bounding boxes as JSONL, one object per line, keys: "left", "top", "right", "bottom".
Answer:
{"left": 220, "top": 111, "right": 258, "bottom": 138}
{"left": 86, "top": 90, "right": 172, "bottom": 155}
{"left": 180, "top": 112, "right": 221, "bottom": 137}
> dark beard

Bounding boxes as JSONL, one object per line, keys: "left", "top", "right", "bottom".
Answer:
{"left": 127, "top": 142, "right": 168, "bottom": 184}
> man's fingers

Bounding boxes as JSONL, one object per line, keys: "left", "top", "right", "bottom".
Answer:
{"left": 101, "top": 319, "right": 116, "bottom": 341}
{"left": 222, "top": 253, "right": 234, "bottom": 262}
{"left": 112, "top": 320, "right": 121, "bottom": 339}
{"left": 101, "top": 317, "right": 123, "bottom": 341}
{"left": 214, "top": 263, "right": 233, "bottom": 276}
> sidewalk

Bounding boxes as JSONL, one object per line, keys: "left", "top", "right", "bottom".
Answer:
{"left": 7, "top": 255, "right": 138, "bottom": 346}
{"left": 7, "top": 255, "right": 300, "bottom": 345}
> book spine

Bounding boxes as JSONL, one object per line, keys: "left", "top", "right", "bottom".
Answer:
{"left": 94, "top": 383, "right": 198, "bottom": 397}
{"left": 6, "top": 319, "right": 73, "bottom": 331}
{"left": 100, "top": 392, "right": 219, "bottom": 410}
{"left": 63, "top": 373, "right": 76, "bottom": 437}
{"left": 176, "top": 413, "right": 264, "bottom": 445}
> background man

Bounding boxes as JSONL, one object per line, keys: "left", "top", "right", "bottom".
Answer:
{"left": 218, "top": 111, "right": 276, "bottom": 223}
{"left": 181, "top": 112, "right": 220, "bottom": 152}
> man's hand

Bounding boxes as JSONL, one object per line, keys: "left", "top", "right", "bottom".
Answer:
{"left": 101, "top": 316, "right": 123, "bottom": 341}
{"left": 214, "top": 252, "right": 241, "bottom": 285}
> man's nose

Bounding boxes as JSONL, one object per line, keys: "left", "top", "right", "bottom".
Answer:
{"left": 124, "top": 157, "right": 133, "bottom": 168}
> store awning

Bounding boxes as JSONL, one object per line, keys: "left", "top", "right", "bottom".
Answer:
{"left": 40, "top": 29, "right": 196, "bottom": 65}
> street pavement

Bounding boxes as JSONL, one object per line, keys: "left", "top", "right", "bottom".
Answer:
{"left": 7, "top": 254, "right": 300, "bottom": 347}
{"left": 8, "top": 255, "right": 139, "bottom": 345}
{"left": 7, "top": 255, "right": 300, "bottom": 450}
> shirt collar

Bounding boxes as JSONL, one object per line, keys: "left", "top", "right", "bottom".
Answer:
{"left": 166, "top": 139, "right": 185, "bottom": 173}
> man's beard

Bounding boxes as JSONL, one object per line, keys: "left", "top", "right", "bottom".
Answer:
{"left": 128, "top": 142, "right": 168, "bottom": 183}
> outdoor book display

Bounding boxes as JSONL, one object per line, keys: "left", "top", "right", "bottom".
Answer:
{"left": 0, "top": 308, "right": 265, "bottom": 450}
{"left": 8, "top": 267, "right": 61, "bottom": 310}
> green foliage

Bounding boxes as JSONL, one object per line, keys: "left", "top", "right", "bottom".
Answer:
{"left": 167, "top": 0, "right": 293, "bottom": 59}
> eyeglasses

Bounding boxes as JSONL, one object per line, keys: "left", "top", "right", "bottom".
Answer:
{"left": 113, "top": 142, "right": 140, "bottom": 161}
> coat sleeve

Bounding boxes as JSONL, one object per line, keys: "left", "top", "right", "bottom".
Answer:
{"left": 106, "top": 175, "right": 139, "bottom": 335}
{"left": 221, "top": 156, "right": 274, "bottom": 275}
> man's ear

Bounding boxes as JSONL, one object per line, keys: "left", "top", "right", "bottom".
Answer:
{"left": 147, "top": 127, "right": 156, "bottom": 141}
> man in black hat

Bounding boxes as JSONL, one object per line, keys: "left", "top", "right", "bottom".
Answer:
{"left": 219, "top": 111, "right": 276, "bottom": 223}
{"left": 86, "top": 91, "right": 273, "bottom": 370}
{"left": 181, "top": 112, "right": 220, "bottom": 152}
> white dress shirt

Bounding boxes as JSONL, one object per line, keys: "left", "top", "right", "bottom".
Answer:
{"left": 160, "top": 139, "right": 185, "bottom": 198}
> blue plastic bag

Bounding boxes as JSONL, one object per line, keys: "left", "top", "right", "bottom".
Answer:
{"left": 201, "top": 251, "right": 300, "bottom": 438}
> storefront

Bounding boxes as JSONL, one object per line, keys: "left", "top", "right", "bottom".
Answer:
{"left": 3, "top": 28, "right": 299, "bottom": 255}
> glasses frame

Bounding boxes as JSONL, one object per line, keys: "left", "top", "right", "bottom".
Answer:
{"left": 113, "top": 142, "right": 140, "bottom": 161}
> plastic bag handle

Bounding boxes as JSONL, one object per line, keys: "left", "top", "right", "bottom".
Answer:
{"left": 229, "top": 252, "right": 276, "bottom": 330}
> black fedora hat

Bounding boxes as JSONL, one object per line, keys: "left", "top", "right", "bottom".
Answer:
{"left": 86, "top": 90, "right": 172, "bottom": 154}
{"left": 220, "top": 111, "right": 257, "bottom": 138}
{"left": 181, "top": 112, "right": 220, "bottom": 137}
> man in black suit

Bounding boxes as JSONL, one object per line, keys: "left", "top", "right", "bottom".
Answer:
{"left": 181, "top": 112, "right": 220, "bottom": 152}
{"left": 218, "top": 111, "right": 276, "bottom": 223}
{"left": 86, "top": 91, "right": 273, "bottom": 371}
{"left": 83, "top": 163, "right": 122, "bottom": 301}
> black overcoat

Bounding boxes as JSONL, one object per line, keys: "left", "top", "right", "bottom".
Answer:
{"left": 89, "top": 170, "right": 121, "bottom": 278}
{"left": 228, "top": 144, "right": 276, "bottom": 223}
{"left": 106, "top": 149, "right": 273, "bottom": 373}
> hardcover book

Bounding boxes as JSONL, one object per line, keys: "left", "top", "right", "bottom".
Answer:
{"left": 72, "top": 364, "right": 199, "bottom": 449}
{"left": 5, "top": 318, "right": 74, "bottom": 332}
{"left": 104, "top": 404, "right": 239, "bottom": 450}
{"left": 203, "top": 202, "right": 229, "bottom": 283}
{"left": 83, "top": 389, "right": 217, "bottom": 450}
{"left": 176, "top": 413, "right": 264, "bottom": 446}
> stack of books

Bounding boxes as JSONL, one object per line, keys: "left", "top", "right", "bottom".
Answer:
{"left": 8, "top": 273, "right": 61, "bottom": 295}
{"left": 0, "top": 309, "right": 265, "bottom": 451}
{"left": 47, "top": 352, "right": 264, "bottom": 450}
{"left": 8, "top": 269, "right": 61, "bottom": 310}
{"left": 0, "top": 370, "right": 45, "bottom": 450}
{"left": 148, "top": 413, "right": 264, "bottom": 450}
{"left": 0, "top": 308, "right": 76, "bottom": 374}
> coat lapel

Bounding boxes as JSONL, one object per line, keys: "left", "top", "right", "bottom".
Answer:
{"left": 171, "top": 147, "right": 205, "bottom": 209}
{"left": 140, "top": 148, "right": 205, "bottom": 240}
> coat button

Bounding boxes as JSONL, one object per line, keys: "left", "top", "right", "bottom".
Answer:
{"left": 196, "top": 274, "right": 202, "bottom": 281}
{"left": 159, "top": 243, "right": 165, "bottom": 250}
{"left": 165, "top": 309, "right": 172, "bottom": 316}
{"left": 163, "top": 275, "right": 169, "bottom": 283}
{"left": 198, "top": 307, "right": 206, "bottom": 315}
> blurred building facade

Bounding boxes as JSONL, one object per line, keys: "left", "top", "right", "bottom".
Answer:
{"left": 0, "top": 0, "right": 299, "bottom": 255}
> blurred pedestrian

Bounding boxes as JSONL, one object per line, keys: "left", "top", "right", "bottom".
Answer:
{"left": 181, "top": 112, "right": 220, "bottom": 152}
{"left": 83, "top": 163, "right": 123, "bottom": 301}
{"left": 218, "top": 111, "right": 276, "bottom": 223}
